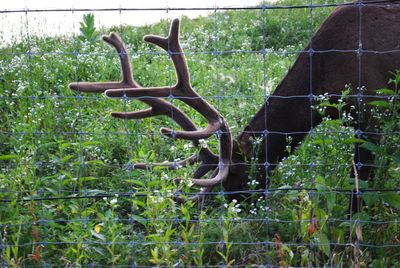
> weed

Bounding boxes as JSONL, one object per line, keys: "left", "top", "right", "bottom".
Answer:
{"left": 78, "top": 13, "right": 99, "bottom": 44}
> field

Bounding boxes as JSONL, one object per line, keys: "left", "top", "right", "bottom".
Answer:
{"left": 1, "top": 0, "right": 399, "bottom": 266}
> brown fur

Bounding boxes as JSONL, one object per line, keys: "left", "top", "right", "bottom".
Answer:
{"left": 226, "top": 1, "right": 400, "bottom": 197}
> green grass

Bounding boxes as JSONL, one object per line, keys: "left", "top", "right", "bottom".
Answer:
{"left": 1, "top": 0, "right": 399, "bottom": 266}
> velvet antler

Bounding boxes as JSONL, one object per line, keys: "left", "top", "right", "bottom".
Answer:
{"left": 69, "top": 19, "right": 232, "bottom": 202}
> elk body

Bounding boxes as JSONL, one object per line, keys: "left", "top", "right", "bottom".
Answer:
{"left": 70, "top": 1, "right": 400, "bottom": 203}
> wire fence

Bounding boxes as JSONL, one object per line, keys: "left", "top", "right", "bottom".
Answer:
{"left": 1, "top": 0, "right": 400, "bottom": 266}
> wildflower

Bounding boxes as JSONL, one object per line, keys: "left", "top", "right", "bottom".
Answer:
{"left": 199, "top": 139, "right": 208, "bottom": 148}
{"left": 183, "top": 143, "right": 192, "bottom": 150}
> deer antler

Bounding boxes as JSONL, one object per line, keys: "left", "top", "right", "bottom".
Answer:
{"left": 69, "top": 18, "right": 232, "bottom": 201}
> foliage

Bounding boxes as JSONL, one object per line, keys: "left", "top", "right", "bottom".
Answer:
{"left": 78, "top": 13, "right": 99, "bottom": 44}
{"left": 0, "top": 0, "right": 399, "bottom": 266}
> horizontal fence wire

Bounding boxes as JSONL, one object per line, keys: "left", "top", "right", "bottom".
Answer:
{"left": 2, "top": 240, "right": 400, "bottom": 250}
{"left": 1, "top": 216, "right": 400, "bottom": 227}
{"left": 1, "top": 188, "right": 400, "bottom": 203}
{"left": 2, "top": 48, "right": 400, "bottom": 58}
{"left": 1, "top": 0, "right": 400, "bottom": 266}
{"left": 0, "top": 0, "right": 395, "bottom": 14}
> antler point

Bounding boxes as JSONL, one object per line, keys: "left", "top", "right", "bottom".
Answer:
{"left": 68, "top": 83, "right": 77, "bottom": 90}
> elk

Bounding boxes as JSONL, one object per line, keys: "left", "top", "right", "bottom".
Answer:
{"left": 69, "top": 1, "right": 400, "bottom": 205}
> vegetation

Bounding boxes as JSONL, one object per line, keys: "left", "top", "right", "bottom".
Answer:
{"left": 0, "top": 0, "right": 399, "bottom": 266}
{"left": 78, "top": 13, "right": 100, "bottom": 44}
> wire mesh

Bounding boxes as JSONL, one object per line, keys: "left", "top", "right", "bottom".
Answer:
{"left": 0, "top": 0, "right": 399, "bottom": 266}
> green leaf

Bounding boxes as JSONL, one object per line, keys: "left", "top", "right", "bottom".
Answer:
{"left": 315, "top": 183, "right": 328, "bottom": 192}
{"left": 318, "top": 101, "right": 337, "bottom": 108}
{"left": 131, "top": 215, "right": 147, "bottom": 226}
{"left": 60, "top": 142, "right": 75, "bottom": 149}
{"left": 381, "top": 193, "right": 400, "bottom": 209}
{"left": 126, "top": 179, "right": 145, "bottom": 187}
{"left": 149, "top": 247, "right": 160, "bottom": 265}
{"left": 216, "top": 251, "right": 228, "bottom": 262}
{"left": 85, "top": 189, "right": 106, "bottom": 195}
{"left": 389, "top": 70, "right": 400, "bottom": 88}
{"left": 82, "top": 141, "right": 101, "bottom": 147}
{"left": 37, "top": 142, "right": 57, "bottom": 149}
{"left": 317, "top": 232, "right": 331, "bottom": 257}
{"left": 361, "top": 142, "right": 380, "bottom": 153}
{"left": 93, "top": 246, "right": 106, "bottom": 255}
{"left": 371, "top": 259, "right": 385, "bottom": 268}
{"left": 314, "top": 176, "right": 325, "bottom": 185}
{"left": 132, "top": 199, "right": 146, "bottom": 208}
{"left": 61, "top": 171, "right": 73, "bottom": 179}
{"left": 311, "top": 139, "right": 324, "bottom": 145}
{"left": 362, "top": 192, "right": 379, "bottom": 207}
{"left": 273, "top": 184, "right": 292, "bottom": 196}
{"left": 368, "top": 100, "right": 390, "bottom": 108}
{"left": 342, "top": 138, "right": 365, "bottom": 144}
{"left": 326, "top": 192, "right": 336, "bottom": 212}
{"left": 375, "top": 88, "right": 396, "bottom": 95}
{"left": 392, "top": 152, "right": 400, "bottom": 166}
{"left": 352, "top": 212, "right": 370, "bottom": 223}
{"left": 86, "top": 160, "right": 104, "bottom": 165}
{"left": 79, "top": 176, "right": 97, "bottom": 182}
{"left": 148, "top": 180, "right": 163, "bottom": 187}
{"left": 90, "top": 229, "right": 106, "bottom": 241}
{"left": 152, "top": 165, "right": 170, "bottom": 171}
{"left": 61, "top": 155, "right": 74, "bottom": 163}
{"left": 44, "top": 187, "right": 58, "bottom": 195}
{"left": 347, "top": 178, "right": 368, "bottom": 188}
{"left": 0, "top": 154, "right": 19, "bottom": 161}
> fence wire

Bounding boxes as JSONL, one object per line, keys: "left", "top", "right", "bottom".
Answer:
{"left": 0, "top": 0, "right": 400, "bottom": 266}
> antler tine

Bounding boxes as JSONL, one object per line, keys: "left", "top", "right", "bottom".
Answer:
{"left": 102, "top": 32, "right": 136, "bottom": 87}
{"left": 133, "top": 153, "right": 198, "bottom": 170}
{"left": 191, "top": 125, "right": 231, "bottom": 187}
{"left": 175, "top": 186, "right": 214, "bottom": 204}
{"left": 175, "top": 166, "right": 218, "bottom": 203}
{"left": 143, "top": 18, "right": 180, "bottom": 51}
{"left": 144, "top": 18, "right": 190, "bottom": 87}
{"left": 68, "top": 32, "right": 137, "bottom": 92}
{"left": 105, "top": 87, "right": 223, "bottom": 141}
{"left": 111, "top": 108, "right": 154, "bottom": 120}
